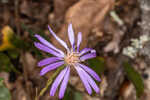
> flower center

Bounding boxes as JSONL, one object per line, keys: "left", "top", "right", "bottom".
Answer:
{"left": 64, "top": 52, "right": 80, "bottom": 65}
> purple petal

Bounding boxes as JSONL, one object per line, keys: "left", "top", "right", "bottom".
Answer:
{"left": 50, "top": 67, "right": 68, "bottom": 96}
{"left": 34, "top": 42, "right": 63, "bottom": 57}
{"left": 74, "top": 66, "right": 92, "bottom": 95}
{"left": 80, "top": 53, "right": 96, "bottom": 61}
{"left": 34, "top": 34, "right": 65, "bottom": 56}
{"left": 80, "top": 48, "right": 96, "bottom": 56}
{"left": 38, "top": 57, "right": 63, "bottom": 67}
{"left": 48, "top": 25, "right": 69, "bottom": 51}
{"left": 68, "top": 24, "right": 75, "bottom": 48}
{"left": 77, "top": 32, "right": 82, "bottom": 52}
{"left": 81, "top": 68, "right": 100, "bottom": 93}
{"left": 78, "top": 63, "right": 101, "bottom": 82}
{"left": 40, "top": 61, "right": 64, "bottom": 76}
{"left": 59, "top": 67, "right": 70, "bottom": 99}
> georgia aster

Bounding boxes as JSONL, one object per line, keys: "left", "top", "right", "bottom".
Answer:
{"left": 34, "top": 24, "right": 101, "bottom": 99}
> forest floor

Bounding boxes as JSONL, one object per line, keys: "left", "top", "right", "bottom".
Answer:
{"left": 0, "top": 0, "right": 150, "bottom": 100}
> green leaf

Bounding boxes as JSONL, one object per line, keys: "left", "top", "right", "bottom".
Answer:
{"left": 0, "top": 53, "right": 21, "bottom": 74}
{"left": 74, "top": 92, "right": 82, "bottom": 100}
{"left": 123, "top": 62, "right": 144, "bottom": 97}
{"left": 87, "top": 57, "right": 105, "bottom": 75}
{"left": 0, "top": 85, "right": 11, "bottom": 100}
{"left": 0, "top": 78, "right": 3, "bottom": 82}
{"left": 10, "top": 35, "right": 29, "bottom": 50}
{"left": 0, "top": 78, "right": 4, "bottom": 86}
{"left": 7, "top": 50, "right": 19, "bottom": 59}
{"left": 63, "top": 87, "right": 73, "bottom": 100}
{"left": 63, "top": 87, "right": 82, "bottom": 100}
{"left": 0, "top": 53, "right": 12, "bottom": 72}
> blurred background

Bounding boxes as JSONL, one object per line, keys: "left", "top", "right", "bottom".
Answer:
{"left": 0, "top": 0, "right": 150, "bottom": 100}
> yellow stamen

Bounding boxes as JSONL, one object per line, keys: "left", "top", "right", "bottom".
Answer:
{"left": 64, "top": 52, "right": 80, "bottom": 65}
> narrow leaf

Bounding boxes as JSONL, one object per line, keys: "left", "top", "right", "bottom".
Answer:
{"left": 123, "top": 62, "right": 144, "bottom": 97}
{"left": 87, "top": 57, "right": 105, "bottom": 75}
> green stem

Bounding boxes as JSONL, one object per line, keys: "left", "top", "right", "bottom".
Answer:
{"left": 39, "top": 65, "right": 65, "bottom": 96}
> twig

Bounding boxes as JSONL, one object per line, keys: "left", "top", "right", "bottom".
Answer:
{"left": 110, "top": 10, "right": 124, "bottom": 26}
{"left": 14, "top": 0, "right": 21, "bottom": 36}
{"left": 35, "top": 87, "right": 39, "bottom": 100}
{"left": 21, "top": 51, "right": 32, "bottom": 100}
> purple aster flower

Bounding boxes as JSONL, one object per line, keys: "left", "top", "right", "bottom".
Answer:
{"left": 34, "top": 24, "right": 101, "bottom": 99}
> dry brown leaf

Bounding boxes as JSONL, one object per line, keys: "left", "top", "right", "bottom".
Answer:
{"left": 51, "top": 0, "right": 114, "bottom": 50}
{"left": 54, "top": 0, "right": 79, "bottom": 20}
